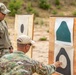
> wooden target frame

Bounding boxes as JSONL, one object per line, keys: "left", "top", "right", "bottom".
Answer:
{"left": 49, "top": 17, "right": 76, "bottom": 75}
{"left": 15, "top": 14, "right": 34, "bottom": 58}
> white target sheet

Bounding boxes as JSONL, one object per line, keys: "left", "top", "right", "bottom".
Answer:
{"left": 55, "top": 18, "right": 74, "bottom": 46}
{"left": 54, "top": 44, "right": 74, "bottom": 75}
{"left": 15, "top": 15, "right": 34, "bottom": 58}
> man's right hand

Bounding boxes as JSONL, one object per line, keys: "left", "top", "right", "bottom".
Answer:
{"left": 53, "top": 61, "right": 62, "bottom": 68}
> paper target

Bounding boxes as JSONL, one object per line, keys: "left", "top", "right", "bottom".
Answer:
{"left": 54, "top": 17, "right": 74, "bottom": 75}
{"left": 15, "top": 15, "right": 34, "bottom": 58}
{"left": 55, "top": 18, "right": 74, "bottom": 46}
{"left": 56, "top": 48, "right": 71, "bottom": 75}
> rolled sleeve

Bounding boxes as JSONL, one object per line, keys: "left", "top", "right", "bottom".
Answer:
{"left": 31, "top": 60, "right": 56, "bottom": 75}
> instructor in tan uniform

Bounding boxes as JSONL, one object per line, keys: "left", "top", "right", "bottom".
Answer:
{"left": 0, "top": 3, "right": 13, "bottom": 57}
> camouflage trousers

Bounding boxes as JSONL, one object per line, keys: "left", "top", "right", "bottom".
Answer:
{"left": 0, "top": 49, "right": 10, "bottom": 57}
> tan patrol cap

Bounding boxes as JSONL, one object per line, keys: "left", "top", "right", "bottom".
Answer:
{"left": 17, "top": 35, "right": 35, "bottom": 45}
{"left": 0, "top": 3, "right": 10, "bottom": 14}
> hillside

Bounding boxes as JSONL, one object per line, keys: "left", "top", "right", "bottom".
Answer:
{"left": 1, "top": 0, "right": 76, "bottom": 17}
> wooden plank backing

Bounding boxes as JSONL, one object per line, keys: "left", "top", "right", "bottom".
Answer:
{"left": 49, "top": 17, "right": 56, "bottom": 64}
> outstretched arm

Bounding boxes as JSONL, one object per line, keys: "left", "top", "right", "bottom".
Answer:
{"left": 31, "top": 60, "right": 62, "bottom": 75}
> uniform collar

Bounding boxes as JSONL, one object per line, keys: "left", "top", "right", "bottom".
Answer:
{"left": 13, "top": 51, "right": 25, "bottom": 55}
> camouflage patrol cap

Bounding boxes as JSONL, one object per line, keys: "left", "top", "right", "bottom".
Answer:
{"left": 0, "top": 3, "right": 10, "bottom": 14}
{"left": 17, "top": 35, "right": 35, "bottom": 45}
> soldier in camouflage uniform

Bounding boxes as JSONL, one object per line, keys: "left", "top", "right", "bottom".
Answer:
{"left": 0, "top": 3, "right": 13, "bottom": 57}
{"left": 0, "top": 35, "right": 62, "bottom": 75}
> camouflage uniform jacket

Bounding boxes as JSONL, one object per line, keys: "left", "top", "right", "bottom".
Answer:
{"left": 0, "top": 51, "right": 56, "bottom": 75}
{"left": 0, "top": 20, "right": 12, "bottom": 49}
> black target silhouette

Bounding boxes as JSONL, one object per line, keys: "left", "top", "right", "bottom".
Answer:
{"left": 20, "top": 24, "right": 24, "bottom": 33}
{"left": 56, "top": 48, "right": 71, "bottom": 75}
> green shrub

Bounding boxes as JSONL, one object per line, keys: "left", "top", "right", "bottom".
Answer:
{"left": 56, "top": 5, "right": 61, "bottom": 9}
{"left": 8, "top": 0, "right": 23, "bottom": 16}
{"left": 72, "top": 11, "right": 76, "bottom": 16}
{"left": 39, "top": 0, "right": 51, "bottom": 10}
{"left": 55, "top": 0, "right": 60, "bottom": 5}
{"left": 31, "top": 9, "right": 39, "bottom": 17}
{"left": 26, "top": 2, "right": 33, "bottom": 13}
{"left": 39, "top": 37, "right": 47, "bottom": 41}
{"left": 52, "top": 10, "right": 57, "bottom": 15}
{"left": 26, "top": 2, "right": 39, "bottom": 16}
